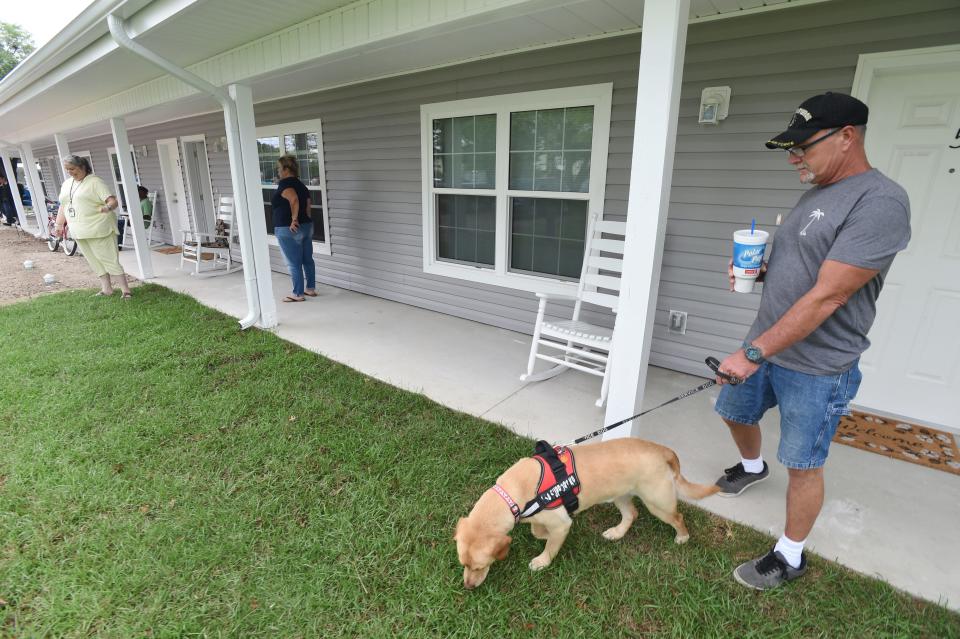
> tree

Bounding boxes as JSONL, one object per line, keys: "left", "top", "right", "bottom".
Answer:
{"left": 0, "top": 23, "right": 36, "bottom": 81}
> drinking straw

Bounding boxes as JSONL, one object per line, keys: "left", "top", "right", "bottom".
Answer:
{"left": 751, "top": 218, "right": 756, "bottom": 235}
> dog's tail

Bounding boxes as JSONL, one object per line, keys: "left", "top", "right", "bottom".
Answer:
{"left": 666, "top": 450, "right": 720, "bottom": 500}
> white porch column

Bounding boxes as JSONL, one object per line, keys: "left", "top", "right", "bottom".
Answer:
{"left": 54, "top": 133, "right": 71, "bottom": 165}
{"left": 0, "top": 150, "right": 33, "bottom": 230}
{"left": 603, "top": 0, "right": 690, "bottom": 439}
{"left": 110, "top": 117, "right": 153, "bottom": 280}
{"left": 227, "top": 83, "right": 277, "bottom": 328}
{"left": 20, "top": 143, "right": 49, "bottom": 237}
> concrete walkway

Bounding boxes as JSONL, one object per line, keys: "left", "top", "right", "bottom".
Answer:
{"left": 122, "top": 250, "right": 960, "bottom": 611}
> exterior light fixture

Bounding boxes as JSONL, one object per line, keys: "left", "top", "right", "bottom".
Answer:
{"left": 699, "top": 86, "right": 731, "bottom": 125}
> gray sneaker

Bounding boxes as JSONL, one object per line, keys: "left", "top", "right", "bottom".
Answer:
{"left": 715, "top": 461, "right": 769, "bottom": 497}
{"left": 733, "top": 549, "right": 807, "bottom": 590}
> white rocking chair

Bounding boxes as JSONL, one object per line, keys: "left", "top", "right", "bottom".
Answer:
{"left": 520, "top": 212, "right": 626, "bottom": 407}
{"left": 180, "top": 196, "right": 240, "bottom": 277}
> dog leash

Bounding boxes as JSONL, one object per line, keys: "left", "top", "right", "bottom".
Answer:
{"left": 568, "top": 357, "right": 742, "bottom": 445}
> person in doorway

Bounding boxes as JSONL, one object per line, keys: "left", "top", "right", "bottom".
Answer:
{"left": 118, "top": 185, "right": 154, "bottom": 249}
{"left": 0, "top": 174, "right": 16, "bottom": 225}
{"left": 271, "top": 154, "right": 315, "bottom": 302}
{"left": 711, "top": 93, "right": 911, "bottom": 590}
{"left": 55, "top": 155, "right": 134, "bottom": 298}
{"left": 138, "top": 185, "right": 153, "bottom": 224}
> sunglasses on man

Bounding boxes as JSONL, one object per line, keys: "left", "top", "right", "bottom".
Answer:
{"left": 786, "top": 127, "right": 844, "bottom": 157}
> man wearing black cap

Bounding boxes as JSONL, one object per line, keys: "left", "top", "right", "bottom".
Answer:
{"left": 711, "top": 92, "right": 911, "bottom": 590}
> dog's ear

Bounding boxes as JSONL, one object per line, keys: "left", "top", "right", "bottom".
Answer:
{"left": 493, "top": 534, "right": 512, "bottom": 561}
{"left": 453, "top": 517, "right": 466, "bottom": 541}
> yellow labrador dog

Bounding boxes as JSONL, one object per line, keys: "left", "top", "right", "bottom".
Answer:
{"left": 454, "top": 438, "right": 719, "bottom": 589}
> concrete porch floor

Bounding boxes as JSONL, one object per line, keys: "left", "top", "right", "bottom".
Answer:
{"left": 122, "top": 250, "right": 959, "bottom": 612}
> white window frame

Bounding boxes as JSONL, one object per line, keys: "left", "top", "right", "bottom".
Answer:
{"left": 254, "top": 118, "right": 332, "bottom": 256}
{"left": 420, "top": 83, "right": 612, "bottom": 295}
{"left": 107, "top": 145, "right": 140, "bottom": 212}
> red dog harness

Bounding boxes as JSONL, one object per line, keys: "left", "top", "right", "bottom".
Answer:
{"left": 492, "top": 441, "right": 581, "bottom": 522}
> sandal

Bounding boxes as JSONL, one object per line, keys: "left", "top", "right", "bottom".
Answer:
{"left": 283, "top": 295, "right": 305, "bottom": 303}
{"left": 121, "top": 292, "right": 133, "bottom": 299}
{"left": 93, "top": 291, "right": 113, "bottom": 297}
{"left": 304, "top": 290, "right": 318, "bottom": 297}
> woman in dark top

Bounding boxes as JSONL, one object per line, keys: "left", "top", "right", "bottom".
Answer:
{"left": 271, "top": 155, "right": 315, "bottom": 302}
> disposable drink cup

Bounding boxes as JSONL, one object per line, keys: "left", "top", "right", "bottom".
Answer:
{"left": 732, "top": 229, "right": 769, "bottom": 293}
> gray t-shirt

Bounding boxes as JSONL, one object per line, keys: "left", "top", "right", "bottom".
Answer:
{"left": 746, "top": 169, "right": 910, "bottom": 375}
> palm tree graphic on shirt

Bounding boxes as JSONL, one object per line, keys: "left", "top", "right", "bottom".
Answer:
{"left": 800, "top": 208, "right": 825, "bottom": 236}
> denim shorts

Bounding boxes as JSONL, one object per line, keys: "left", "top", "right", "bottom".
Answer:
{"left": 713, "top": 360, "right": 862, "bottom": 470}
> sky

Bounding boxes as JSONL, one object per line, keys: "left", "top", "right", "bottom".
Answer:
{"left": 5, "top": 0, "right": 96, "bottom": 50}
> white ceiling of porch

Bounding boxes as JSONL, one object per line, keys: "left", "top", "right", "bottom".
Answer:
{"left": 2, "top": 0, "right": 823, "bottom": 146}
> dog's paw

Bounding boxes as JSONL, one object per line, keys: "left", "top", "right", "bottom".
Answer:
{"left": 529, "top": 555, "right": 551, "bottom": 571}
{"left": 674, "top": 533, "right": 690, "bottom": 545}
{"left": 602, "top": 526, "right": 626, "bottom": 541}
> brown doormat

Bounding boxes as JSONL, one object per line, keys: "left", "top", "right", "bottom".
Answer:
{"left": 834, "top": 411, "right": 959, "bottom": 476}
{"left": 154, "top": 246, "right": 181, "bottom": 254}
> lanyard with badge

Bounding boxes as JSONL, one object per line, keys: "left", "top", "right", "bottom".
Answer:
{"left": 67, "top": 177, "right": 85, "bottom": 218}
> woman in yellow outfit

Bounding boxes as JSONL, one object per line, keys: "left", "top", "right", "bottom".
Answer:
{"left": 55, "top": 155, "right": 133, "bottom": 298}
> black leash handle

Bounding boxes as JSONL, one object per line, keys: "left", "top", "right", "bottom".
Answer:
{"left": 705, "top": 356, "right": 743, "bottom": 386}
{"left": 569, "top": 356, "right": 741, "bottom": 445}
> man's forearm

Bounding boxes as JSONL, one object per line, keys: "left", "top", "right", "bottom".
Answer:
{"left": 751, "top": 290, "right": 843, "bottom": 359}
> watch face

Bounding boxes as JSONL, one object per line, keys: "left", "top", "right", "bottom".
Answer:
{"left": 745, "top": 346, "right": 762, "bottom": 363}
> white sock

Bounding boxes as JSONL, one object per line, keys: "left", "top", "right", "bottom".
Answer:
{"left": 774, "top": 534, "right": 805, "bottom": 568}
{"left": 741, "top": 455, "right": 764, "bottom": 474}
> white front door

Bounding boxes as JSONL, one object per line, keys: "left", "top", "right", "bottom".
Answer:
{"left": 156, "top": 138, "right": 190, "bottom": 246}
{"left": 853, "top": 51, "right": 960, "bottom": 429}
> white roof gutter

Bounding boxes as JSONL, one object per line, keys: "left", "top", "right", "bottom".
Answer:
{"left": 107, "top": 13, "right": 263, "bottom": 330}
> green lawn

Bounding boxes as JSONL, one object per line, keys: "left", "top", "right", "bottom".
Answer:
{"left": 0, "top": 285, "right": 957, "bottom": 638}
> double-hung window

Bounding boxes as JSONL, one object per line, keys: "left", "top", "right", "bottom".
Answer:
{"left": 420, "top": 84, "right": 612, "bottom": 294}
{"left": 255, "top": 118, "right": 332, "bottom": 255}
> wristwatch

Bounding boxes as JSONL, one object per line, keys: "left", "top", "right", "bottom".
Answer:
{"left": 744, "top": 343, "right": 765, "bottom": 364}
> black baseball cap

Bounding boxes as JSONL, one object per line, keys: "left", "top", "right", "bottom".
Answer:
{"left": 765, "top": 92, "right": 868, "bottom": 149}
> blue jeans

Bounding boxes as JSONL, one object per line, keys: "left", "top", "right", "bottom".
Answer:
{"left": 274, "top": 222, "right": 315, "bottom": 298}
{"left": 714, "top": 360, "right": 862, "bottom": 470}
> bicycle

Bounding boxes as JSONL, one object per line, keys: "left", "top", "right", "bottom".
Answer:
{"left": 46, "top": 200, "right": 79, "bottom": 256}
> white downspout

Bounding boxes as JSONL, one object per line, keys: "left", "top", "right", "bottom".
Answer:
{"left": 107, "top": 13, "right": 261, "bottom": 329}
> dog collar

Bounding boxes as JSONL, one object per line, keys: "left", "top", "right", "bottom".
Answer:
{"left": 491, "top": 484, "right": 521, "bottom": 522}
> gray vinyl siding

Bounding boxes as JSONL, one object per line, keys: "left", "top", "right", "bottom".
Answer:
{"left": 32, "top": 0, "right": 958, "bottom": 378}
